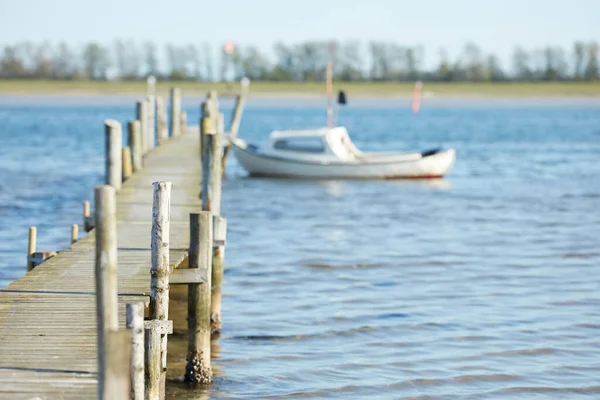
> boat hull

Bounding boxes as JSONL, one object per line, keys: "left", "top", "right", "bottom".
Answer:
{"left": 231, "top": 144, "right": 456, "bottom": 179}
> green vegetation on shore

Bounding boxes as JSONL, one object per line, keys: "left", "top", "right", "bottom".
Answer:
{"left": 0, "top": 80, "right": 599, "bottom": 97}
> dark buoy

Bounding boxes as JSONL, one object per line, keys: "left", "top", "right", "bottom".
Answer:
{"left": 337, "top": 90, "right": 347, "bottom": 105}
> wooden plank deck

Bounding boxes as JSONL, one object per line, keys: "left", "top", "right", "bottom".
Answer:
{"left": 0, "top": 130, "right": 202, "bottom": 399}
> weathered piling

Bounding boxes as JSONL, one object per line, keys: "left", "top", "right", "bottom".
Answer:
{"left": 147, "top": 181, "right": 172, "bottom": 399}
{"left": 222, "top": 93, "right": 246, "bottom": 174}
{"left": 94, "top": 185, "right": 118, "bottom": 400}
{"left": 105, "top": 120, "right": 123, "bottom": 191}
{"left": 156, "top": 96, "right": 168, "bottom": 145}
{"left": 128, "top": 120, "right": 143, "bottom": 172}
{"left": 185, "top": 212, "right": 213, "bottom": 383}
{"left": 83, "top": 200, "right": 94, "bottom": 232}
{"left": 126, "top": 302, "right": 145, "bottom": 400}
{"left": 106, "top": 329, "right": 132, "bottom": 400}
{"left": 180, "top": 111, "right": 187, "bottom": 134}
{"left": 26, "top": 227, "right": 36, "bottom": 271}
{"left": 170, "top": 88, "right": 181, "bottom": 137}
{"left": 122, "top": 146, "right": 133, "bottom": 180}
{"left": 71, "top": 224, "right": 78, "bottom": 245}
{"left": 211, "top": 216, "right": 227, "bottom": 334}
{"left": 202, "top": 131, "right": 223, "bottom": 214}
{"left": 136, "top": 101, "right": 148, "bottom": 154}
{"left": 147, "top": 95, "right": 156, "bottom": 150}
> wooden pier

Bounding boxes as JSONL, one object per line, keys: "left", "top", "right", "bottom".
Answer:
{"left": 0, "top": 85, "right": 246, "bottom": 399}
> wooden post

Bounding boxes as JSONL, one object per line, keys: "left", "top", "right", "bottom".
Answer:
{"left": 94, "top": 185, "right": 118, "bottom": 400}
{"left": 26, "top": 227, "right": 36, "bottom": 271}
{"left": 105, "top": 120, "right": 123, "bottom": 191}
{"left": 180, "top": 110, "right": 187, "bottom": 135}
{"left": 228, "top": 93, "right": 246, "bottom": 137}
{"left": 84, "top": 200, "right": 94, "bottom": 232}
{"left": 326, "top": 61, "right": 333, "bottom": 128}
{"left": 145, "top": 327, "right": 161, "bottom": 400}
{"left": 71, "top": 224, "right": 78, "bottom": 245}
{"left": 148, "top": 181, "right": 171, "bottom": 399}
{"left": 222, "top": 93, "right": 246, "bottom": 175}
{"left": 122, "top": 146, "right": 133, "bottom": 180}
{"left": 185, "top": 212, "right": 212, "bottom": 383}
{"left": 106, "top": 329, "right": 132, "bottom": 400}
{"left": 156, "top": 96, "right": 168, "bottom": 145}
{"left": 207, "top": 90, "right": 219, "bottom": 115}
{"left": 147, "top": 95, "right": 156, "bottom": 150}
{"left": 126, "top": 303, "right": 144, "bottom": 400}
{"left": 170, "top": 88, "right": 181, "bottom": 137}
{"left": 128, "top": 120, "right": 143, "bottom": 172}
{"left": 211, "top": 216, "right": 227, "bottom": 335}
{"left": 199, "top": 102, "right": 212, "bottom": 195}
{"left": 136, "top": 101, "right": 148, "bottom": 155}
{"left": 203, "top": 131, "right": 223, "bottom": 214}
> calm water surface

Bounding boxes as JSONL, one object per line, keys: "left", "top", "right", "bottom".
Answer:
{"left": 1, "top": 95, "right": 599, "bottom": 399}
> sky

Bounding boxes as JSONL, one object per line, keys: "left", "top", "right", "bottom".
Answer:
{"left": 1, "top": 0, "right": 599, "bottom": 70}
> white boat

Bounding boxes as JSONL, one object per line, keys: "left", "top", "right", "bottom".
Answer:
{"left": 230, "top": 126, "right": 456, "bottom": 179}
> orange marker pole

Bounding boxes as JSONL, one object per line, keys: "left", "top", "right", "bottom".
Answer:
{"left": 412, "top": 80, "right": 423, "bottom": 113}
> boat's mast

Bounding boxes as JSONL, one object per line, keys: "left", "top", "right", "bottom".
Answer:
{"left": 326, "top": 61, "right": 333, "bottom": 128}
{"left": 326, "top": 42, "right": 334, "bottom": 129}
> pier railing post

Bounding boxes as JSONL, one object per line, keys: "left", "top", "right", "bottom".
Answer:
{"left": 126, "top": 302, "right": 145, "bottom": 400}
{"left": 105, "top": 120, "right": 123, "bottom": 191}
{"left": 180, "top": 110, "right": 187, "bottom": 135}
{"left": 147, "top": 181, "right": 172, "bottom": 400}
{"left": 170, "top": 88, "right": 181, "bottom": 137}
{"left": 147, "top": 95, "right": 156, "bottom": 150}
{"left": 106, "top": 329, "right": 132, "bottom": 400}
{"left": 84, "top": 200, "right": 94, "bottom": 232}
{"left": 136, "top": 101, "right": 148, "bottom": 155}
{"left": 71, "top": 224, "right": 78, "bottom": 245}
{"left": 156, "top": 96, "right": 168, "bottom": 145}
{"left": 185, "top": 212, "right": 213, "bottom": 383}
{"left": 26, "top": 227, "right": 36, "bottom": 271}
{"left": 203, "top": 131, "right": 223, "bottom": 214}
{"left": 94, "top": 185, "right": 119, "bottom": 400}
{"left": 211, "top": 216, "right": 227, "bottom": 335}
{"left": 222, "top": 93, "right": 246, "bottom": 174}
{"left": 122, "top": 146, "right": 133, "bottom": 181}
{"left": 128, "top": 120, "right": 143, "bottom": 172}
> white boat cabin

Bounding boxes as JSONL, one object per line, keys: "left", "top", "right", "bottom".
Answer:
{"left": 258, "top": 127, "right": 363, "bottom": 162}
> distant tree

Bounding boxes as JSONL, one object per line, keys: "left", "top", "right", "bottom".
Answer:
{"left": 33, "top": 42, "right": 54, "bottom": 78}
{"left": 338, "top": 40, "right": 364, "bottom": 81}
{"left": 512, "top": 47, "right": 531, "bottom": 80}
{"left": 187, "top": 44, "right": 201, "bottom": 80}
{"left": 0, "top": 46, "right": 25, "bottom": 77}
{"left": 463, "top": 42, "right": 485, "bottom": 81}
{"left": 166, "top": 43, "right": 187, "bottom": 80}
{"left": 145, "top": 42, "right": 159, "bottom": 77}
{"left": 436, "top": 48, "right": 452, "bottom": 81}
{"left": 124, "top": 40, "right": 140, "bottom": 79}
{"left": 486, "top": 54, "right": 504, "bottom": 81}
{"left": 541, "top": 47, "right": 567, "bottom": 81}
{"left": 114, "top": 39, "right": 126, "bottom": 79}
{"left": 585, "top": 41, "right": 599, "bottom": 80}
{"left": 82, "top": 42, "right": 109, "bottom": 80}
{"left": 238, "top": 46, "right": 270, "bottom": 80}
{"left": 573, "top": 41, "right": 586, "bottom": 80}
{"left": 202, "top": 42, "right": 213, "bottom": 81}
{"left": 272, "top": 42, "right": 294, "bottom": 81}
{"left": 53, "top": 42, "right": 75, "bottom": 79}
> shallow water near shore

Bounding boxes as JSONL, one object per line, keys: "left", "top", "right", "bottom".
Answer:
{"left": 1, "top": 96, "right": 599, "bottom": 398}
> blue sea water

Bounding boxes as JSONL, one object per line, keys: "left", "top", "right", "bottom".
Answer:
{"left": 1, "top": 95, "right": 599, "bottom": 399}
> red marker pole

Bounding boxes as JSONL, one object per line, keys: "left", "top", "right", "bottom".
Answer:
{"left": 412, "top": 80, "right": 423, "bottom": 113}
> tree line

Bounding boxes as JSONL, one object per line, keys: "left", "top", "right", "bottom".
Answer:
{"left": 0, "top": 39, "right": 598, "bottom": 82}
